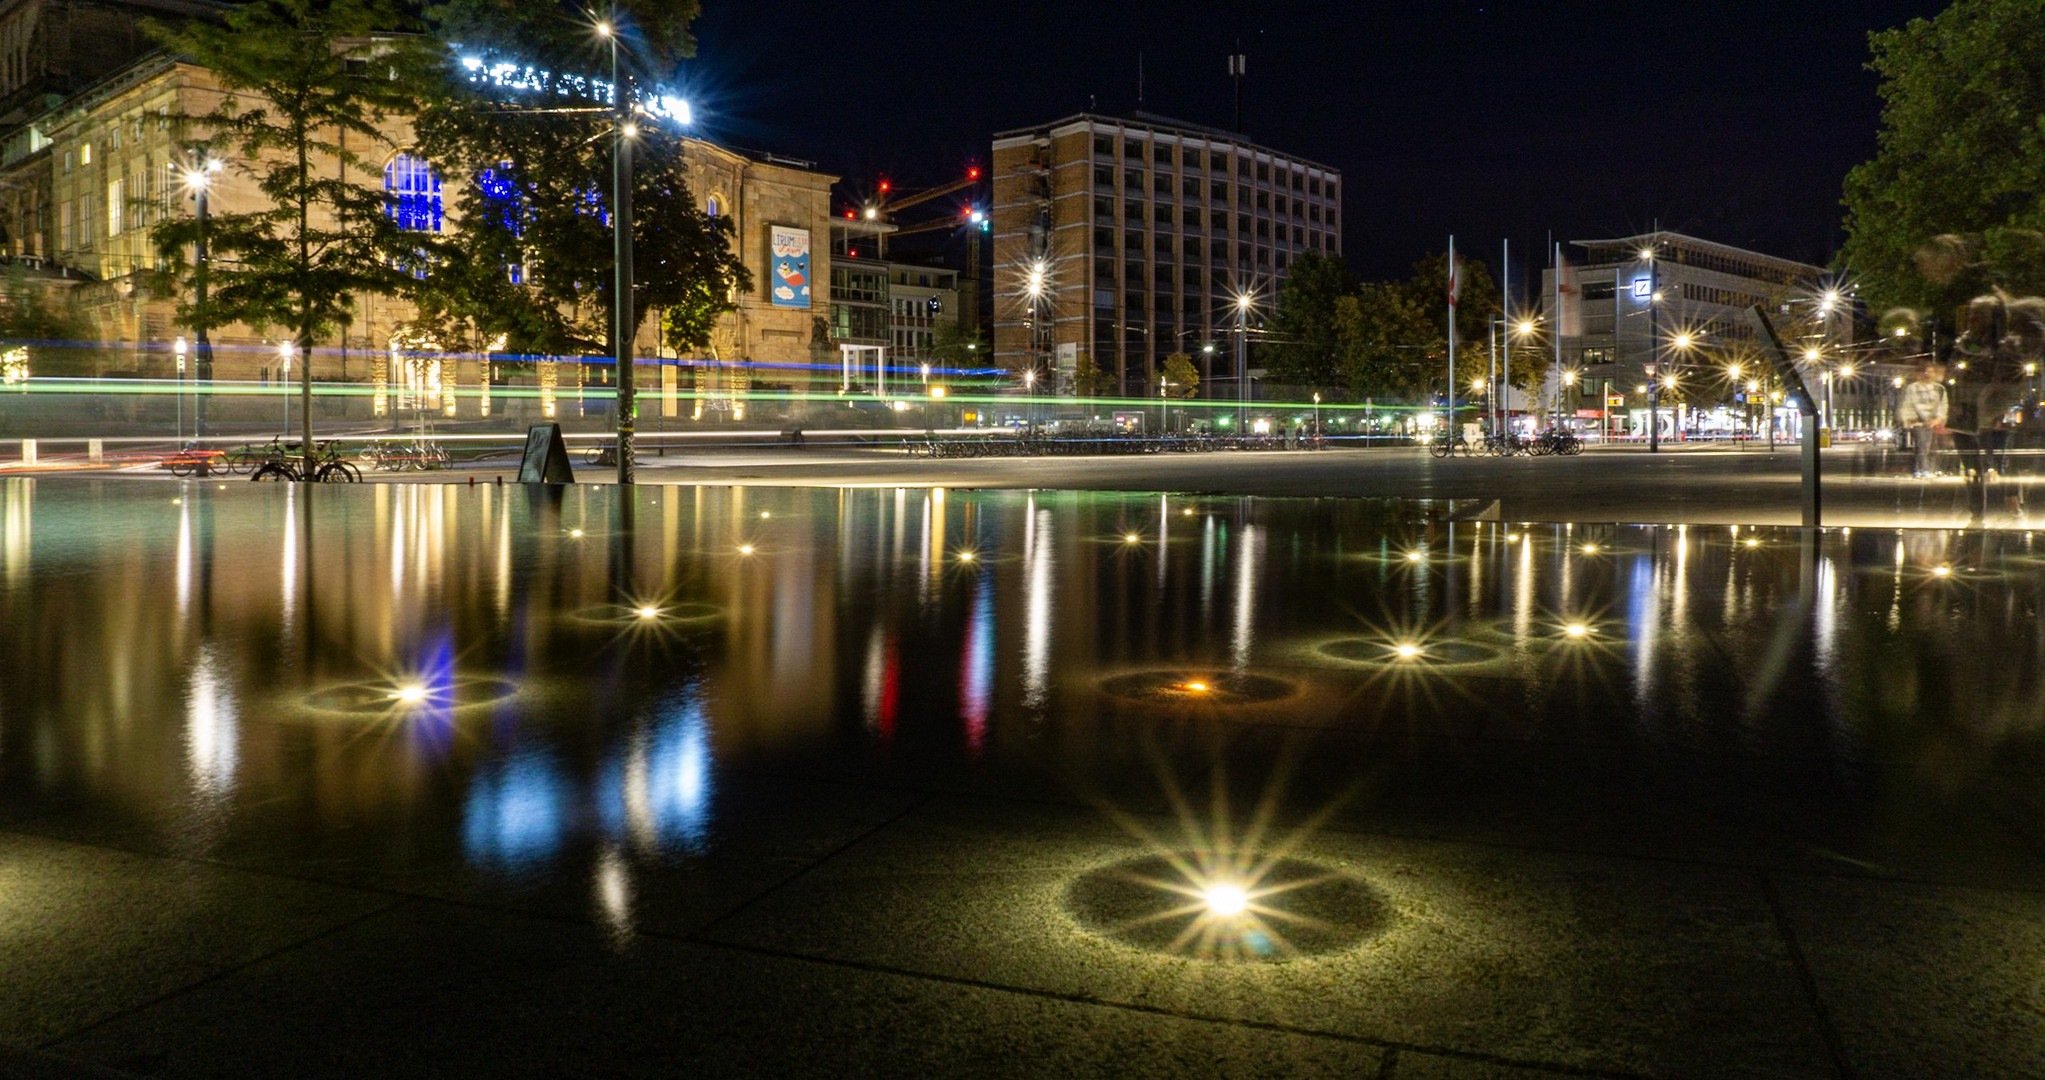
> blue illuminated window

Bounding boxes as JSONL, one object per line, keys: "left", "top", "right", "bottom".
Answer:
{"left": 384, "top": 153, "right": 442, "bottom": 232}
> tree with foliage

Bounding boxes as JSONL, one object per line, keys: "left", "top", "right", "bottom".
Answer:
{"left": 1841, "top": 0, "right": 2045, "bottom": 322}
{"left": 410, "top": 0, "right": 749, "bottom": 364}
{"left": 1159, "top": 352, "right": 1199, "bottom": 398}
{"left": 1070, "top": 351, "right": 1107, "bottom": 397}
{"left": 1260, "top": 251, "right": 1356, "bottom": 389}
{"left": 1330, "top": 282, "right": 1432, "bottom": 397}
{"left": 150, "top": 0, "right": 435, "bottom": 471}
{"left": 926, "top": 320, "right": 988, "bottom": 370}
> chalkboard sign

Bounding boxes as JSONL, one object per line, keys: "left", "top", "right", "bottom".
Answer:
{"left": 517, "top": 423, "right": 575, "bottom": 484}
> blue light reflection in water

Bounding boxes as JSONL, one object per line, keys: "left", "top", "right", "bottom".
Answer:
{"left": 462, "top": 747, "right": 568, "bottom": 873}
{"left": 598, "top": 690, "right": 714, "bottom": 856}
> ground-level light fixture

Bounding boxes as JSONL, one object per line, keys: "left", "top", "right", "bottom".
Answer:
{"left": 1933, "top": 564, "right": 1952, "bottom": 577}
{"left": 1582, "top": 543, "right": 1600, "bottom": 554}
{"left": 737, "top": 544, "right": 756, "bottom": 555}
{"left": 636, "top": 606, "right": 660, "bottom": 619}
{"left": 1202, "top": 883, "right": 1249, "bottom": 917}
{"left": 1563, "top": 623, "right": 1590, "bottom": 638}
{"left": 1394, "top": 643, "right": 1422, "bottom": 660}
{"left": 391, "top": 685, "right": 427, "bottom": 704}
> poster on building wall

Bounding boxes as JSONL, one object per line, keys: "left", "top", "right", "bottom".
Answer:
{"left": 769, "top": 226, "right": 811, "bottom": 308}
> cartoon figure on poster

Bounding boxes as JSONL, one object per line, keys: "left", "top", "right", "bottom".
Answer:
{"left": 770, "top": 226, "right": 811, "bottom": 308}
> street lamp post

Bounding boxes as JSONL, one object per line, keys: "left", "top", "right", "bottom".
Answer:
{"left": 1235, "top": 292, "right": 1252, "bottom": 434}
{"left": 599, "top": 17, "right": 636, "bottom": 485}
{"left": 1312, "top": 391, "right": 1321, "bottom": 446}
{"left": 182, "top": 153, "right": 220, "bottom": 436}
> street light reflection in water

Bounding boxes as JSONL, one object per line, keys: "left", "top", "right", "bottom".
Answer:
{"left": 3, "top": 478, "right": 2044, "bottom": 903}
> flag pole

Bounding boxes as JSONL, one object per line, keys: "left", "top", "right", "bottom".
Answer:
{"left": 1500, "top": 238, "right": 1509, "bottom": 437}
{"left": 1553, "top": 241, "right": 1564, "bottom": 430}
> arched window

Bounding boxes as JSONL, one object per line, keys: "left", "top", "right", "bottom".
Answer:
{"left": 384, "top": 153, "right": 442, "bottom": 232}
{"left": 706, "top": 193, "right": 725, "bottom": 218}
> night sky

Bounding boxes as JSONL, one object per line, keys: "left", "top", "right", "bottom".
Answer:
{"left": 688, "top": 0, "right": 1944, "bottom": 291}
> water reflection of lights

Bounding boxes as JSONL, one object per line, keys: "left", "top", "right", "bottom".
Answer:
{"left": 1582, "top": 543, "right": 1600, "bottom": 555}
{"left": 1395, "top": 643, "right": 1422, "bottom": 659}
{"left": 1933, "top": 565, "right": 1953, "bottom": 578}
{"left": 599, "top": 693, "right": 714, "bottom": 855}
{"left": 185, "top": 646, "right": 238, "bottom": 799}
{"left": 1099, "top": 670, "right": 1299, "bottom": 707}
{"left": 463, "top": 747, "right": 568, "bottom": 872}
{"left": 569, "top": 528, "right": 584, "bottom": 538}
{"left": 636, "top": 605, "right": 660, "bottom": 618}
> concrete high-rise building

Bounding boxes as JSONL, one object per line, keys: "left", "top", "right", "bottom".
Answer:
{"left": 991, "top": 112, "right": 1340, "bottom": 400}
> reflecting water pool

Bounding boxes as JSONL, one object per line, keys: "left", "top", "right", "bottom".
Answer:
{"left": 3, "top": 477, "right": 2044, "bottom": 929}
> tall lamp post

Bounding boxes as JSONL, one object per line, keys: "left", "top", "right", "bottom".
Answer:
{"left": 598, "top": 17, "right": 637, "bottom": 485}
{"left": 1234, "top": 291, "right": 1253, "bottom": 433}
{"left": 181, "top": 154, "right": 220, "bottom": 436}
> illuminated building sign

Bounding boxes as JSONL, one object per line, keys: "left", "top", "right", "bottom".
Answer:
{"left": 1631, "top": 276, "right": 1652, "bottom": 301}
{"left": 457, "top": 56, "right": 691, "bottom": 126}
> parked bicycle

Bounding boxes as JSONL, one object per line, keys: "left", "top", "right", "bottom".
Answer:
{"left": 249, "top": 441, "right": 361, "bottom": 483}
{"left": 1428, "top": 432, "right": 1473, "bottom": 458}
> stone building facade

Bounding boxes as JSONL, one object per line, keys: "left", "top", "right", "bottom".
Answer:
{"left": 2, "top": 43, "right": 839, "bottom": 427}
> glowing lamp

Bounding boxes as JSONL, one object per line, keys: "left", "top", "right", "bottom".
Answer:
{"left": 1203, "top": 884, "right": 1248, "bottom": 916}
{"left": 636, "top": 606, "right": 660, "bottom": 619}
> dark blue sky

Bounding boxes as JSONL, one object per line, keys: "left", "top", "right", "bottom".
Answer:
{"left": 687, "top": 0, "right": 1942, "bottom": 288}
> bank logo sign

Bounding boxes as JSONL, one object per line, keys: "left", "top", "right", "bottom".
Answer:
{"left": 771, "top": 226, "right": 811, "bottom": 308}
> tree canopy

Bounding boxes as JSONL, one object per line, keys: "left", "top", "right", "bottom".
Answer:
{"left": 149, "top": 0, "right": 432, "bottom": 351}
{"left": 410, "top": 0, "right": 749, "bottom": 357}
{"left": 1841, "top": 0, "right": 2045, "bottom": 320}
{"left": 149, "top": 0, "right": 436, "bottom": 462}
{"left": 1259, "top": 251, "right": 1546, "bottom": 402}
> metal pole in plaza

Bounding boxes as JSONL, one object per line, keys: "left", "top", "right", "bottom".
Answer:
{"left": 189, "top": 155, "right": 217, "bottom": 437}
{"left": 1647, "top": 241, "right": 1661, "bottom": 452}
{"left": 174, "top": 336, "right": 186, "bottom": 448}
{"left": 1446, "top": 236, "right": 1457, "bottom": 440}
{"left": 279, "top": 342, "right": 293, "bottom": 440}
{"left": 1500, "top": 239, "right": 1509, "bottom": 438}
{"left": 601, "top": 18, "right": 636, "bottom": 485}
{"left": 1235, "top": 292, "right": 1251, "bottom": 433}
{"left": 1553, "top": 241, "right": 1564, "bottom": 430}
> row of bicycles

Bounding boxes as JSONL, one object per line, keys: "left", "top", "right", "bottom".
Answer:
{"left": 1429, "top": 428, "right": 1585, "bottom": 458}
{"left": 163, "top": 437, "right": 452, "bottom": 481}
{"left": 905, "top": 431, "right": 1307, "bottom": 459}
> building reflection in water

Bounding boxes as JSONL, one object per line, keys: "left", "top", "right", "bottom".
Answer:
{"left": 2, "top": 480, "right": 2044, "bottom": 887}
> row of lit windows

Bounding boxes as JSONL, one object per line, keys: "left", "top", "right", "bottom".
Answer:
{"left": 1091, "top": 228, "right": 1332, "bottom": 258}
{"left": 1091, "top": 167, "right": 1331, "bottom": 214}
{"left": 1092, "top": 190, "right": 1331, "bottom": 225}
{"left": 1088, "top": 133, "right": 1335, "bottom": 199}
